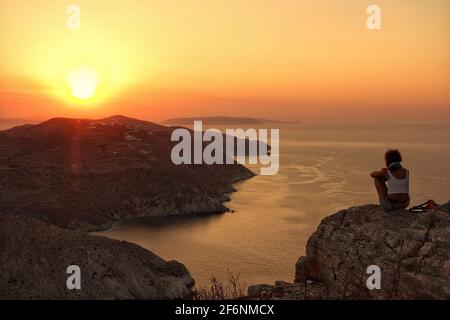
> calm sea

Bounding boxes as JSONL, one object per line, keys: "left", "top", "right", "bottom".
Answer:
{"left": 95, "top": 122, "right": 449, "bottom": 287}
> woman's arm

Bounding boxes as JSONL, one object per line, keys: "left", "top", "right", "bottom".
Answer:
{"left": 370, "top": 168, "right": 388, "bottom": 180}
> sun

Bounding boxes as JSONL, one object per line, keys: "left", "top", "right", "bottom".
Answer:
{"left": 55, "top": 61, "right": 118, "bottom": 107}
{"left": 66, "top": 68, "right": 100, "bottom": 100}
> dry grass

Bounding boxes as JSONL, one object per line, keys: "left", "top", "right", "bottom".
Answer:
{"left": 193, "top": 269, "right": 246, "bottom": 300}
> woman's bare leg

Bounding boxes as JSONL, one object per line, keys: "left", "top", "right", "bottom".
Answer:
{"left": 373, "top": 178, "right": 387, "bottom": 202}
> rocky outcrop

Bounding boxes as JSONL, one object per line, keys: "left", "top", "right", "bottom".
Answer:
{"left": 0, "top": 215, "right": 194, "bottom": 299}
{"left": 249, "top": 202, "right": 450, "bottom": 299}
{"left": 0, "top": 115, "right": 254, "bottom": 231}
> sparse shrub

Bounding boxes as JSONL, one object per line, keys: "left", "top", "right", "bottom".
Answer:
{"left": 193, "top": 269, "right": 246, "bottom": 300}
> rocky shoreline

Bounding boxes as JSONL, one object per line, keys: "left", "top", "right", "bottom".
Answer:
{"left": 248, "top": 201, "right": 450, "bottom": 299}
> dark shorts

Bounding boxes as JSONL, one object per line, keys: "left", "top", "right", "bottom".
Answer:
{"left": 380, "top": 196, "right": 409, "bottom": 211}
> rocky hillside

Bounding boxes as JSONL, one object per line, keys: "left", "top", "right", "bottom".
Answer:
{"left": 248, "top": 201, "right": 450, "bottom": 299}
{"left": 0, "top": 214, "right": 194, "bottom": 299}
{"left": 0, "top": 115, "right": 254, "bottom": 231}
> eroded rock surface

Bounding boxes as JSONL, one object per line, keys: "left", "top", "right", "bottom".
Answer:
{"left": 0, "top": 215, "right": 194, "bottom": 299}
{"left": 249, "top": 202, "right": 450, "bottom": 299}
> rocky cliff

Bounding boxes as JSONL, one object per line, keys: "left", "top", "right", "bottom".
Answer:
{"left": 248, "top": 201, "right": 450, "bottom": 299}
{"left": 0, "top": 115, "right": 254, "bottom": 231}
{"left": 0, "top": 214, "right": 194, "bottom": 299}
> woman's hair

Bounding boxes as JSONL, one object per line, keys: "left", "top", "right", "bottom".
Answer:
{"left": 385, "top": 149, "right": 402, "bottom": 167}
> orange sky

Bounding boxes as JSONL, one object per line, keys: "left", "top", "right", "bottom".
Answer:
{"left": 0, "top": 0, "right": 449, "bottom": 122}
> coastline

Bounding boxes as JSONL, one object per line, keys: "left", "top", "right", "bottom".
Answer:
{"left": 89, "top": 171, "right": 254, "bottom": 233}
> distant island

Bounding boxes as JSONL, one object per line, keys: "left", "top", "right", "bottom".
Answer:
{"left": 162, "top": 116, "right": 299, "bottom": 126}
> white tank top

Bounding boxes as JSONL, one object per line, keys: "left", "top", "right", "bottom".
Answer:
{"left": 387, "top": 169, "right": 409, "bottom": 194}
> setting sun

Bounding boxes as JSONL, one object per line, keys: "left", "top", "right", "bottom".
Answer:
{"left": 0, "top": 1, "right": 448, "bottom": 120}
{"left": 67, "top": 68, "right": 99, "bottom": 100}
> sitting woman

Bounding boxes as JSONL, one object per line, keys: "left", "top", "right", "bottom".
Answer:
{"left": 371, "top": 149, "right": 410, "bottom": 210}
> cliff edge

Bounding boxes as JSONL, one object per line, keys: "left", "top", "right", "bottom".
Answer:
{"left": 248, "top": 201, "right": 450, "bottom": 299}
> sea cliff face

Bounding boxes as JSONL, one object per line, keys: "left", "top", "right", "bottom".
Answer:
{"left": 248, "top": 201, "right": 450, "bottom": 299}
{"left": 0, "top": 215, "right": 194, "bottom": 299}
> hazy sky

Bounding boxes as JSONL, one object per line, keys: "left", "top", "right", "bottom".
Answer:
{"left": 0, "top": 0, "right": 449, "bottom": 122}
